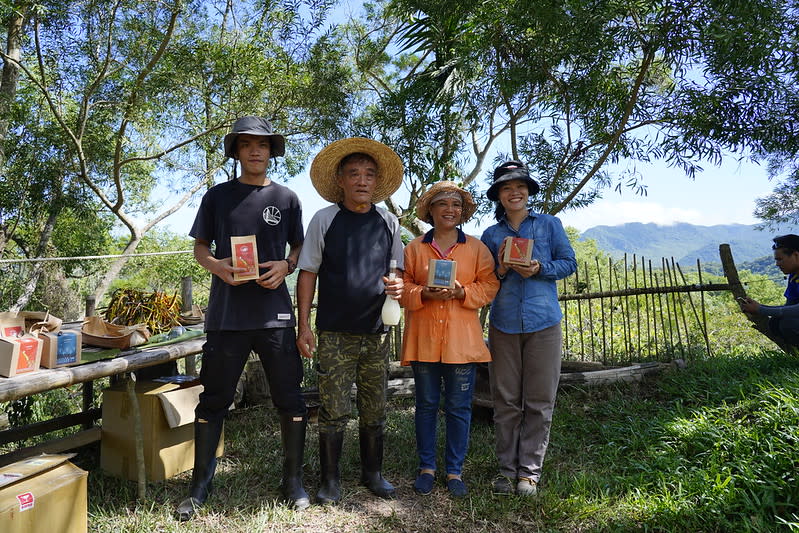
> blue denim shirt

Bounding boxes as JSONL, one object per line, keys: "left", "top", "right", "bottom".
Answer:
{"left": 481, "top": 211, "right": 577, "bottom": 334}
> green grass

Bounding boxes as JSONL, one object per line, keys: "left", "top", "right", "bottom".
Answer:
{"left": 81, "top": 351, "right": 799, "bottom": 532}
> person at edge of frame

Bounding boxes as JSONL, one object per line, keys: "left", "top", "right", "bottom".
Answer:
{"left": 295, "top": 137, "right": 405, "bottom": 504}
{"left": 400, "top": 180, "right": 500, "bottom": 498}
{"left": 480, "top": 160, "right": 578, "bottom": 497}
{"left": 739, "top": 233, "right": 799, "bottom": 351}
{"left": 176, "top": 116, "right": 309, "bottom": 521}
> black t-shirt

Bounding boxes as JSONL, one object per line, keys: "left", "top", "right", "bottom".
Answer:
{"left": 298, "top": 204, "right": 404, "bottom": 334}
{"left": 189, "top": 179, "right": 303, "bottom": 331}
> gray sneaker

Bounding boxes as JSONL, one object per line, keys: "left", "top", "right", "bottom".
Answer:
{"left": 492, "top": 475, "right": 514, "bottom": 495}
{"left": 516, "top": 477, "right": 537, "bottom": 496}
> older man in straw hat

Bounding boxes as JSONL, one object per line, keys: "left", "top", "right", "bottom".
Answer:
{"left": 178, "top": 117, "right": 309, "bottom": 520}
{"left": 296, "top": 137, "right": 405, "bottom": 503}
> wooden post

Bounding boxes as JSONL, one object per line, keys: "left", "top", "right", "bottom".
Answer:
{"left": 85, "top": 296, "right": 96, "bottom": 318}
{"left": 181, "top": 276, "right": 197, "bottom": 375}
{"left": 81, "top": 381, "right": 94, "bottom": 430}
{"left": 126, "top": 373, "right": 146, "bottom": 502}
{"left": 181, "top": 276, "right": 193, "bottom": 312}
{"left": 720, "top": 243, "right": 788, "bottom": 351}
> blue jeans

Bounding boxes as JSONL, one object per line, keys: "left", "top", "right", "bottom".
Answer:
{"left": 411, "top": 361, "right": 476, "bottom": 476}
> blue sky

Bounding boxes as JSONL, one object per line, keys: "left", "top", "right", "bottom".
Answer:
{"left": 161, "top": 152, "right": 776, "bottom": 238}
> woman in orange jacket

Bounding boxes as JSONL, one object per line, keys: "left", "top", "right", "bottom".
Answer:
{"left": 400, "top": 181, "right": 499, "bottom": 498}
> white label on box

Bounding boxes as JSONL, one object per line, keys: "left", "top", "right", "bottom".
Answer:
{"left": 0, "top": 472, "right": 22, "bottom": 487}
{"left": 17, "top": 491, "right": 34, "bottom": 511}
{"left": 277, "top": 313, "right": 291, "bottom": 320}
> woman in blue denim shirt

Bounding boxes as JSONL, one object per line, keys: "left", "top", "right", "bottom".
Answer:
{"left": 480, "top": 160, "right": 577, "bottom": 496}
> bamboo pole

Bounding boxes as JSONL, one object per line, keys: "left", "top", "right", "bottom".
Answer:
{"left": 661, "top": 258, "right": 682, "bottom": 358}
{"left": 633, "top": 254, "right": 642, "bottom": 359}
{"left": 695, "top": 259, "right": 712, "bottom": 357}
{"left": 557, "top": 282, "right": 730, "bottom": 301}
{"left": 585, "top": 262, "right": 595, "bottom": 361}
{"left": 595, "top": 257, "right": 607, "bottom": 363}
{"left": 612, "top": 261, "right": 630, "bottom": 363}
{"left": 562, "top": 278, "right": 568, "bottom": 354}
{"left": 608, "top": 257, "right": 614, "bottom": 363}
{"left": 653, "top": 260, "right": 669, "bottom": 360}
{"left": 623, "top": 254, "right": 633, "bottom": 360}
{"left": 670, "top": 258, "right": 690, "bottom": 358}
{"left": 640, "top": 255, "right": 652, "bottom": 359}
{"left": 677, "top": 261, "right": 711, "bottom": 358}
{"left": 575, "top": 265, "right": 585, "bottom": 358}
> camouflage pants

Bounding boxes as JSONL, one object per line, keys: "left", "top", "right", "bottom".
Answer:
{"left": 316, "top": 331, "right": 390, "bottom": 434}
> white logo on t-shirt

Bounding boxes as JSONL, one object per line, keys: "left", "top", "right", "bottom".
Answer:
{"left": 263, "top": 206, "right": 281, "bottom": 226}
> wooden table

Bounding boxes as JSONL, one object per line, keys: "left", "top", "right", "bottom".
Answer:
{"left": 0, "top": 336, "right": 205, "bottom": 466}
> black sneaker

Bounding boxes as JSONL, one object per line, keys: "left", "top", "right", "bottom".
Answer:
{"left": 492, "top": 475, "right": 514, "bottom": 495}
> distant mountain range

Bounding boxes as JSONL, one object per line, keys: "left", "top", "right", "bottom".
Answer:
{"left": 580, "top": 222, "right": 796, "bottom": 274}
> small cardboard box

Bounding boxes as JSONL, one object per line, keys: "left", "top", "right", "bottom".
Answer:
{"left": 427, "top": 258, "right": 457, "bottom": 288}
{"left": 503, "top": 236, "right": 534, "bottom": 265}
{"left": 0, "top": 336, "right": 42, "bottom": 378}
{"left": 231, "top": 234, "right": 259, "bottom": 281}
{"left": 39, "top": 331, "right": 82, "bottom": 368}
{"left": 101, "top": 381, "right": 224, "bottom": 481}
{"left": 0, "top": 454, "right": 88, "bottom": 533}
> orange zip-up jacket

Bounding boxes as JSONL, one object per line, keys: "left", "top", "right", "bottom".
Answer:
{"left": 400, "top": 231, "right": 499, "bottom": 365}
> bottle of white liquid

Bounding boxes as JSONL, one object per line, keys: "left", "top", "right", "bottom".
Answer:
{"left": 381, "top": 259, "right": 401, "bottom": 326}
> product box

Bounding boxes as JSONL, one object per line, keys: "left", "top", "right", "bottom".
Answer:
{"left": 0, "top": 454, "right": 88, "bottom": 533}
{"left": 101, "top": 381, "right": 224, "bottom": 481}
{"left": 0, "top": 312, "right": 25, "bottom": 339}
{"left": 427, "top": 258, "right": 457, "bottom": 289}
{"left": 231, "top": 234, "right": 259, "bottom": 281}
{"left": 0, "top": 336, "right": 42, "bottom": 377}
{"left": 502, "top": 236, "right": 534, "bottom": 265}
{"left": 39, "top": 331, "right": 82, "bottom": 368}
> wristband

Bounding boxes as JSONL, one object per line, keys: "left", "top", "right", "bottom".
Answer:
{"left": 284, "top": 258, "right": 297, "bottom": 274}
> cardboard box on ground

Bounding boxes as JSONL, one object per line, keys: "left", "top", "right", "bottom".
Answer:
{"left": 101, "top": 381, "right": 224, "bottom": 481}
{"left": 0, "top": 454, "right": 88, "bottom": 533}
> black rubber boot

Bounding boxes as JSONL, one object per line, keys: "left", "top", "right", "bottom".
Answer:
{"left": 316, "top": 431, "right": 344, "bottom": 504}
{"left": 279, "top": 414, "right": 310, "bottom": 510}
{"left": 359, "top": 425, "right": 396, "bottom": 499}
{"left": 176, "top": 418, "right": 224, "bottom": 521}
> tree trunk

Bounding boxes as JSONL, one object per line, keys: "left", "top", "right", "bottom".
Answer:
{"left": 0, "top": 5, "right": 28, "bottom": 258}
{"left": 10, "top": 203, "right": 61, "bottom": 312}
{"left": 0, "top": 4, "right": 26, "bottom": 167}
{"left": 92, "top": 231, "right": 144, "bottom": 304}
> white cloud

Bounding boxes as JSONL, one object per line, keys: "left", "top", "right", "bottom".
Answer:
{"left": 557, "top": 200, "right": 759, "bottom": 232}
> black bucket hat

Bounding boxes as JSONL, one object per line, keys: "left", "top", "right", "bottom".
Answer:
{"left": 486, "top": 160, "right": 540, "bottom": 201}
{"left": 772, "top": 234, "right": 799, "bottom": 253}
{"left": 223, "top": 116, "right": 285, "bottom": 159}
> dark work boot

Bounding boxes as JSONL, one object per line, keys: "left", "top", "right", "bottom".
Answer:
{"left": 316, "top": 431, "right": 344, "bottom": 504}
{"left": 176, "top": 418, "right": 224, "bottom": 521}
{"left": 279, "top": 414, "right": 310, "bottom": 510}
{"left": 359, "top": 425, "right": 396, "bottom": 499}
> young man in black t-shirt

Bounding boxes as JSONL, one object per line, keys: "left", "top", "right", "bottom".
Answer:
{"left": 296, "top": 138, "right": 404, "bottom": 504}
{"left": 177, "top": 117, "right": 309, "bottom": 520}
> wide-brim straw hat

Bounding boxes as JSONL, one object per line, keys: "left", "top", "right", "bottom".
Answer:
{"left": 416, "top": 181, "right": 477, "bottom": 225}
{"left": 223, "top": 116, "right": 286, "bottom": 158}
{"left": 310, "top": 137, "right": 404, "bottom": 204}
